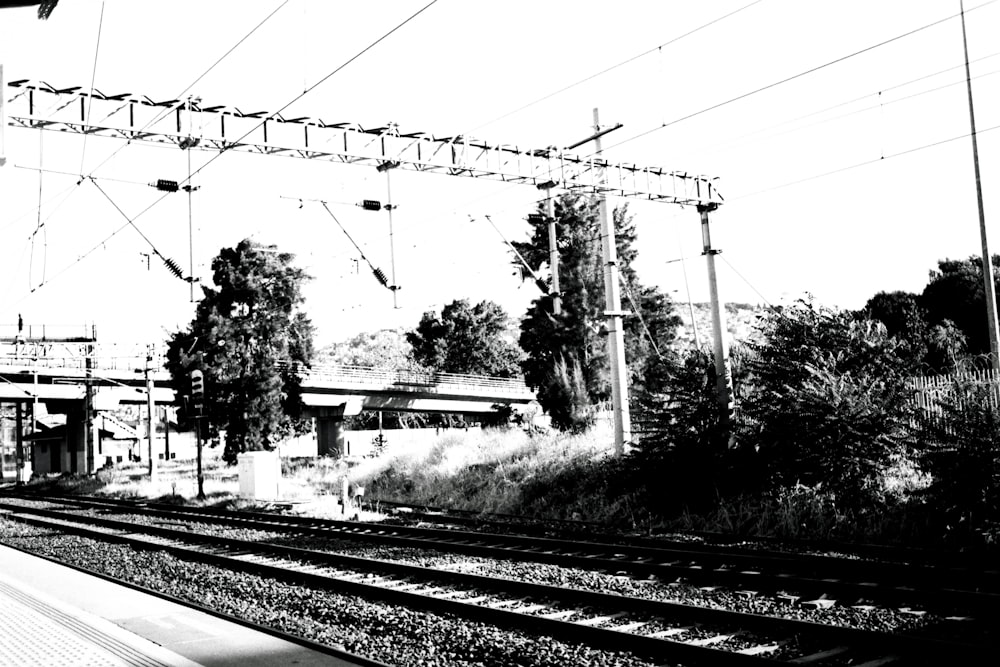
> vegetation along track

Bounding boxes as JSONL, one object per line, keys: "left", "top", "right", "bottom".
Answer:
{"left": 0, "top": 495, "right": 994, "bottom": 665}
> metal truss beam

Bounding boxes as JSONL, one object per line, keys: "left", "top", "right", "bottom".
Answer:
{"left": 4, "top": 79, "right": 723, "bottom": 206}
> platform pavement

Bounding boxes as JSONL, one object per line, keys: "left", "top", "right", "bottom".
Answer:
{"left": 0, "top": 543, "right": 373, "bottom": 666}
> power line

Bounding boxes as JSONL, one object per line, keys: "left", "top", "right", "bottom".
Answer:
{"left": 734, "top": 121, "right": 1000, "bottom": 201}
{"left": 718, "top": 255, "right": 784, "bottom": 317}
{"left": 618, "top": 274, "right": 663, "bottom": 359}
{"left": 78, "top": 1, "right": 105, "bottom": 176}
{"left": 12, "top": 164, "right": 152, "bottom": 187}
{"left": 466, "top": 0, "right": 766, "bottom": 134}
{"left": 81, "top": 0, "right": 290, "bottom": 182}
{"left": 88, "top": 179, "right": 168, "bottom": 260}
{"left": 37, "top": 0, "right": 441, "bottom": 292}
{"left": 598, "top": 0, "right": 999, "bottom": 155}
{"left": 6, "top": 1, "right": 292, "bottom": 299}
{"left": 703, "top": 50, "right": 1000, "bottom": 156}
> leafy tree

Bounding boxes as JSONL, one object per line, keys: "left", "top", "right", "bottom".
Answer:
{"left": 919, "top": 255, "right": 1000, "bottom": 361}
{"left": 516, "top": 193, "right": 680, "bottom": 427}
{"left": 863, "top": 291, "right": 926, "bottom": 340}
{"left": 862, "top": 290, "right": 968, "bottom": 373}
{"left": 165, "top": 239, "right": 314, "bottom": 464}
{"left": 629, "top": 348, "right": 735, "bottom": 512}
{"left": 406, "top": 299, "right": 522, "bottom": 377}
{"left": 320, "top": 329, "right": 422, "bottom": 371}
{"left": 740, "top": 297, "right": 917, "bottom": 503}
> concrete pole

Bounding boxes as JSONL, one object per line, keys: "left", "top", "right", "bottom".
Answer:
{"left": 960, "top": 1, "right": 1000, "bottom": 371}
{"left": 593, "top": 108, "right": 630, "bottom": 455}
{"left": 545, "top": 189, "right": 561, "bottom": 315}
{"left": 1, "top": 63, "right": 6, "bottom": 167}
{"left": 145, "top": 350, "right": 157, "bottom": 482}
{"left": 85, "top": 349, "right": 96, "bottom": 474}
{"left": 15, "top": 401, "right": 23, "bottom": 485}
{"left": 699, "top": 203, "right": 734, "bottom": 430}
{"left": 195, "top": 417, "right": 205, "bottom": 500}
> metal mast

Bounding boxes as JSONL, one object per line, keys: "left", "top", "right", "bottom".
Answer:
{"left": 960, "top": 0, "right": 1000, "bottom": 370}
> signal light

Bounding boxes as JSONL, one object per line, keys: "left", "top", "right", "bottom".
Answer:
{"left": 154, "top": 179, "right": 179, "bottom": 192}
{"left": 190, "top": 369, "right": 204, "bottom": 411}
{"left": 361, "top": 199, "right": 382, "bottom": 211}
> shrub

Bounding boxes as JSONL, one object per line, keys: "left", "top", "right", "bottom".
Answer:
{"left": 740, "top": 298, "right": 917, "bottom": 507}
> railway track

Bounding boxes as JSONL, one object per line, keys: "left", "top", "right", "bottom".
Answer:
{"left": 0, "top": 496, "right": 994, "bottom": 666}
{"left": 9, "top": 493, "right": 997, "bottom": 617}
{"left": 368, "top": 497, "right": 999, "bottom": 569}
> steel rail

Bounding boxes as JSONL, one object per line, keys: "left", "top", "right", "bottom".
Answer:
{"left": 17, "top": 493, "right": 1000, "bottom": 615}
{"left": 0, "top": 537, "right": 390, "bottom": 667}
{"left": 3, "top": 504, "right": 990, "bottom": 665}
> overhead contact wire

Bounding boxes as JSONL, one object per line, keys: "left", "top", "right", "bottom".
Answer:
{"left": 467, "top": 0, "right": 765, "bottom": 133}
{"left": 596, "top": 0, "right": 1000, "bottom": 155}
{"left": 78, "top": 2, "right": 105, "bottom": 177}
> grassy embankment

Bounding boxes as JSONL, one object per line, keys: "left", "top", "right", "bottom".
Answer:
{"left": 8, "top": 422, "right": 962, "bottom": 546}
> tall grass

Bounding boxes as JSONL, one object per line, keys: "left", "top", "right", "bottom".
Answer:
{"left": 352, "top": 423, "right": 623, "bottom": 519}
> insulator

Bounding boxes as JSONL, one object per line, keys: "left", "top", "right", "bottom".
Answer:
{"left": 372, "top": 267, "right": 389, "bottom": 287}
{"left": 361, "top": 199, "right": 382, "bottom": 211}
{"left": 154, "top": 179, "right": 179, "bottom": 192}
{"left": 161, "top": 256, "right": 184, "bottom": 279}
{"left": 527, "top": 213, "right": 545, "bottom": 224}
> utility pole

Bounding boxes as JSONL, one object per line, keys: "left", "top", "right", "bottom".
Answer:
{"left": 960, "top": 0, "right": 1000, "bottom": 371}
{"left": 14, "top": 402, "right": 23, "bottom": 485}
{"left": 145, "top": 346, "right": 157, "bottom": 482}
{"left": 1, "top": 63, "right": 6, "bottom": 167}
{"left": 542, "top": 183, "right": 561, "bottom": 315}
{"left": 699, "top": 203, "right": 734, "bottom": 429}
{"left": 84, "top": 346, "right": 97, "bottom": 474}
{"left": 592, "top": 108, "right": 631, "bottom": 455}
{"left": 385, "top": 167, "right": 399, "bottom": 309}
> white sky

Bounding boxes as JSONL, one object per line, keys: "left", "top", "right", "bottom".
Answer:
{"left": 2, "top": 0, "right": 999, "bottom": 350}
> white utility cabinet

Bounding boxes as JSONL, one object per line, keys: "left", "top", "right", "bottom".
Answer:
{"left": 237, "top": 450, "right": 281, "bottom": 500}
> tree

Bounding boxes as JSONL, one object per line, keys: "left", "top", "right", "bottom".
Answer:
{"left": 165, "top": 239, "right": 314, "bottom": 464}
{"left": 861, "top": 290, "right": 968, "bottom": 373}
{"left": 516, "top": 193, "right": 680, "bottom": 428}
{"left": 919, "top": 255, "right": 1000, "bottom": 361}
{"left": 321, "top": 329, "right": 422, "bottom": 371}
{"left": 406, "top": 299, "right": 522, "bottom": 377}
{"left": 740, "top": 297, "right": 917, "bottom": 503}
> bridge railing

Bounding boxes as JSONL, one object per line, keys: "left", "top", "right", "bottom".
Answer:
{"left": 1, "top": 354, "right": 535, "bottom": 398}
{"left": 0, "top": 323, "right": 97, "bottom": 341}
{"left": 285, "top": 361, "right": 534, "bottom": 397}
{"left": 0, "top": 354, "right": 159, "bottom": 373}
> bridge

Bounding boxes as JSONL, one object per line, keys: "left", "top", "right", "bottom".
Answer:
{"left": 0, "top": 343, "right": 537, "bottom": 477}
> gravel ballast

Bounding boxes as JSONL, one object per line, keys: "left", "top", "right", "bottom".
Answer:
{"left": 0, "top": 517, "right": 664, "bottom": 667}
{"left": 33, "top": 503, "right": 938, "bottom": 634}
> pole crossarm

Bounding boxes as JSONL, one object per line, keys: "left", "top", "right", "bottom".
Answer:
{"left": 4, "top": 79, "right": 723, "bottom": 205}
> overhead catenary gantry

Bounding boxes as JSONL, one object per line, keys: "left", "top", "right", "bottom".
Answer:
{"left": 2, "top": 77, "right": 732, "bottom": 452}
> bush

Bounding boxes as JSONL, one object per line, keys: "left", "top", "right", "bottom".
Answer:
{"left": 740, "top": 298, "right": 917, "bottom": 507}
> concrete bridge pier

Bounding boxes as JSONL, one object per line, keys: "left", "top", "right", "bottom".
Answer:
{"left": 315, "top": 418, "right": 345, "bottom": 457}
{"left": 63, "top": 404, "right": 96, "bottom": 475}
{"left": 310, "top": 399, "right": 363, "bottom": 458}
